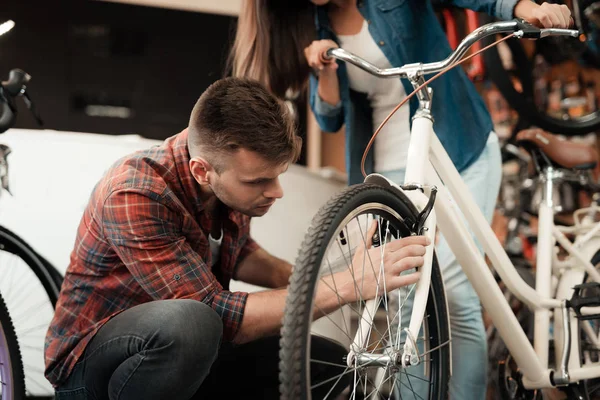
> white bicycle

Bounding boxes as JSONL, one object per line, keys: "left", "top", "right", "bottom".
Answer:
{"left": 279, "top": 20, "right": 600, "bottom": 399}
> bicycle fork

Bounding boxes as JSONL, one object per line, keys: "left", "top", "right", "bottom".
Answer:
{"left": 346, "top": 175, "right": 439, "bottom": 370}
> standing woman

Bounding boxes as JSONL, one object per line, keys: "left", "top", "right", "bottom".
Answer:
{"left": 229, "top": 1, "right": 571, "bottom": 399}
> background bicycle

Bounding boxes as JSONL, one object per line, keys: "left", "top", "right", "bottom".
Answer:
{"left": 0, "top": 56, "right": 67, "bottom": 400}
{"left": 487, "top": 129, "right": 600, "bottom": 399}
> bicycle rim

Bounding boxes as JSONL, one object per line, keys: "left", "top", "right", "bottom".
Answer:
{"left": 0, "top": 292, "right": 25, "bottom": 400}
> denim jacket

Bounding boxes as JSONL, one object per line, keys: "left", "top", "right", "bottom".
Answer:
{"left": 310, "top": 0, "right": 518, "bottom": 184}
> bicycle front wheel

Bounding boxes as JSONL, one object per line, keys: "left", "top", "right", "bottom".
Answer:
{"left": 0, "top": 226, "right": 62, "bottom": 397}
{"left": 0, "top": 291, "right": 25, "bottom": 400}
{"left": 279, "top": 184, "right": 450, "bottom": 400}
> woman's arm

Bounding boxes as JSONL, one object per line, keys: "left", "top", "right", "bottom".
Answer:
{"left": 513, "top": 1, "right": 571, "bottom": 28}
{"left": 442, "top": 0, "right": 571, "bottom": 26}
{"left": 305, "top": 39, "right": 345, "bottom": 133}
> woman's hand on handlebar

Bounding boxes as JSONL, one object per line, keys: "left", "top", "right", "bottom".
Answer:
{"left": 304, "top": 39, "right": 341, "bottom": 105}
{"left": 514, "top": 1, "right": 572, "bottom": 29}
{"left": 304, "top": 39, "right": 339, "bottom": 72}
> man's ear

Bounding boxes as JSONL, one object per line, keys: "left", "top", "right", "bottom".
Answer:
{"left": 189, "top": 157, "right": 213, "bottom": 185}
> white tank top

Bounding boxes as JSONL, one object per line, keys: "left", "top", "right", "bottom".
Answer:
{"left": 338, "top": 20, "right": 410, "bottom": 172}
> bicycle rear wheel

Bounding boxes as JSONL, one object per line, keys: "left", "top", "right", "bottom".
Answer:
{"left": 0, "top": 291, "right": 25, "bottom": 400}
{"left": 0, "top": 226, "right": 62, "bottom": 397}
{"left": 279, "top": 184, "right": 450, "bottom": 400}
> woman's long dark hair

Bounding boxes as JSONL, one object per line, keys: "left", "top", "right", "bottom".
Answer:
{"left": 227, "top": 0, "right": 316, "bottom": 99}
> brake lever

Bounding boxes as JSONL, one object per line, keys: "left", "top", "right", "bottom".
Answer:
{"left": 22, "top": 91, "right": 43, "bottom": 126}
{"left": 514, "top": 18, "right": 542, "bottom": 39}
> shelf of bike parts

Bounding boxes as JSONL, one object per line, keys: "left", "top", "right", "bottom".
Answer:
{"left": 482, "top": 38, "right": 600, "bottom": 143}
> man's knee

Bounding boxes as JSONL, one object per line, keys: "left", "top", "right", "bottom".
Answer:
{"left": 151, "top": 300, "right": 223, "bottom": 368}
{"left": 81, "top": 300, "right": 223, "bottom": 398}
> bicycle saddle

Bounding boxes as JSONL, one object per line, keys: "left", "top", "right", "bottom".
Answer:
{"left": 516, "top": 128, "right": 599, "bottom": 170}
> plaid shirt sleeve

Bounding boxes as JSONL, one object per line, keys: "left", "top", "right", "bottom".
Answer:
{"left": 102, "top": 187, "right": 248, "bottom": 341}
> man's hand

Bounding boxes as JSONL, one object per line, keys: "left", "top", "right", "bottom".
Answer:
{"left": 514, "top": 1, "right": 572, "bottom": 29}
{"left": 335, "top": 221, "right": 430, "bottom": 304}
{"left": 237, "top": 222, "right": 431, "bottom": 343}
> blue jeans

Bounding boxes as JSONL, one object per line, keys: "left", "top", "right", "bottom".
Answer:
{"left": 381, "top": 133, "right": 502, "bottom": 400}
{"left": 54, "top": 299, "right": 348, "bottom": 400}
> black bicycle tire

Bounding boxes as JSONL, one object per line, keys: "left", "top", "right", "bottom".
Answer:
{"left": 0, "top": 291, "right": 25, "bottom": 400}
{"left": 279, "top": 183, "right": 450, "bottom": 400}
{"left": 481, "top": 15, "right": 600, "bottom": 136}
{"left": 0, "top": 226, "right": 62, "bottom": 306}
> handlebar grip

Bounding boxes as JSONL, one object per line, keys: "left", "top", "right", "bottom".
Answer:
{"left": 516, "top": 18, "right": 580, "bottom": 39}
{"left": 319, "top": 48, "right": 336, "bottom": 64}
{"left": 0, "top": 68, "right": 34, "bottom": 133}
{"left": 540, "top": 28, "right": 581, "bottom": 38}
{"left": 0, "top": 99, "right": 16, "bottom": 134}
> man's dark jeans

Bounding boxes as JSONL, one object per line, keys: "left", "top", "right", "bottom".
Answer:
{"left": 54, "top": 299, "right": 348, "bottom": 399}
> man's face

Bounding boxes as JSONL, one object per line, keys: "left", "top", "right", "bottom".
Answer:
{"left": 208, "top": 149, "right": 288, "bottom": 217}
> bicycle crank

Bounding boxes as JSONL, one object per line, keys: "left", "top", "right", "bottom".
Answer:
{"left": 498, "top": 353, "right": 543, "bottom": 400}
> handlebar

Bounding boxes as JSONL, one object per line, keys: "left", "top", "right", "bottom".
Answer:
{"left": 322, "top": 19, "right": 579, "bottom": 78}
{"left": 0, "top": 68, "right": 42, "bottom": 134}
{"left": 0, "top": 69, "right": 30, "bottom": 134}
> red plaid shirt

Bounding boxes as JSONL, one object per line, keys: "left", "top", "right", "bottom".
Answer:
{"left": 44, "top": 129, "right": 259, "bottom": 386}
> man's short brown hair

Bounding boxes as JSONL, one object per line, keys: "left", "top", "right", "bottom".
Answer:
{"left": 188, "top": 77, "right": 302, "bottom": 173}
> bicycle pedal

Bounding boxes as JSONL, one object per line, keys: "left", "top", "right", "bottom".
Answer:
{"left": 568, "top": 282, "right": 600, "bottom": 320}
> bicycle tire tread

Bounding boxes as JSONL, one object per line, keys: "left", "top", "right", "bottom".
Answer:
{"left": 0, "top": 291, "right": 25, "bottom": 399}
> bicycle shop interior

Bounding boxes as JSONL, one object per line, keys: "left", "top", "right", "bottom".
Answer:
{"left": 0, "top": 1, "right": 599, "bottom": 399}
